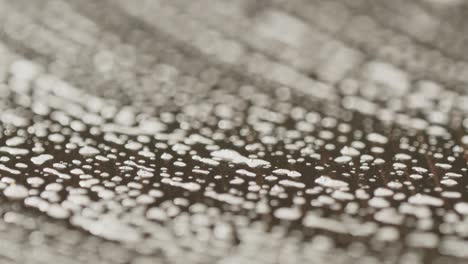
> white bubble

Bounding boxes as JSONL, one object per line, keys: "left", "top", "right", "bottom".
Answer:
{"left": 274, "top": 207, "right": 301, "bottom": 221}
{"left": 366, "top": 133, "right": 388, "bottom": 144}
{"left": 408, "top": 194, "right": 443, "bottom": 207}
{"left": 334, "top": 156, "right": 352, "bottom": 164}
{"left": 211, "top": 149, "right": 270, "bottom": 168}
{"left": 31, "top": 154, "right": 53, "bottom": 165}
{"left": 315, "top": 176, "right": 348, "bottom": 189}
{"left": 79, "top": 146, "right": 100, "bottom": 156}
{"left": 146, "top": 207, "right": 168, "bottom": 221}
{"left": 3, "top": 185, "right": 28, "bottom": 200}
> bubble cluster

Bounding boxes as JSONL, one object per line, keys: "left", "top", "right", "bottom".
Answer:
{"left": 0, "top": 0, "right": 467, "bottom": 263}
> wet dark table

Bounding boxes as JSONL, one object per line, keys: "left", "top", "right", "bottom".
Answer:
{"left": 0, "top": 0, "right": 468, "bottom": 263}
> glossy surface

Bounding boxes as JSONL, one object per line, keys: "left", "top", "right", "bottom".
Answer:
{"left": 0, "top": 0, "right": 468, "bottom": 263}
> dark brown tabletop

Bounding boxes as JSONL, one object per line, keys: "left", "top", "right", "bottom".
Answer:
{"left": 0, "top": 0, "right": 468, "bottom": 263}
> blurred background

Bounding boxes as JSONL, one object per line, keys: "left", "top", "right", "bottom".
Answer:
{"left": 0, "top": 1, "right": 468, "bottom": 263}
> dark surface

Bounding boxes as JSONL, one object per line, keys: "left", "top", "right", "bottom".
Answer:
{"left": 0, "top": 0, "right": 468, "bottom": 263}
